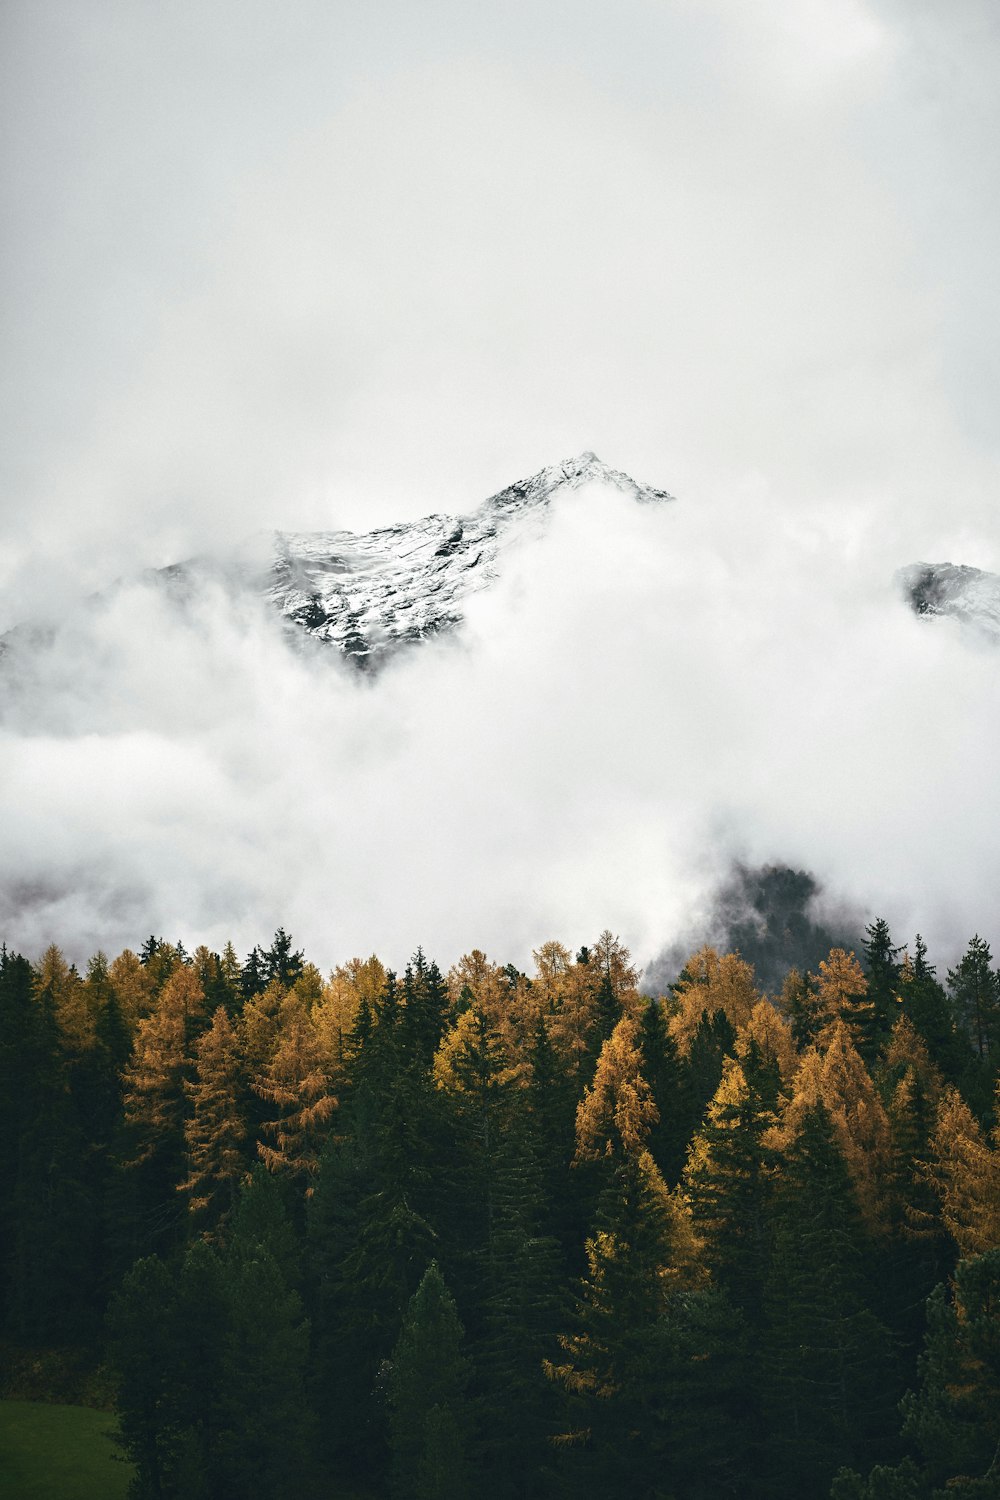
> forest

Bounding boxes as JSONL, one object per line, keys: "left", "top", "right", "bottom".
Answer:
{"left": 1, "top": 919, "right": 998, "bottom": 1499}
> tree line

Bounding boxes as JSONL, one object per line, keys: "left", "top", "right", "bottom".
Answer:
{"left": 1, "top": 920, "right": 998, "bottom": 1498}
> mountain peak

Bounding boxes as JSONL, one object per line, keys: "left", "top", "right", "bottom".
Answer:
{"left": 266, "top": 454, "right": 675, "bottom": 664}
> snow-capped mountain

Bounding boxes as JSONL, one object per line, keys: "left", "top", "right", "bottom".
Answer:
{"left": 258, "top": 451, "right": 673, "bottom": 664}
{"left": 0, "top": 452, "right": 673, "bottom": 682}
{"left": 897, "top": 561, "right": 1000, "bottom": 644}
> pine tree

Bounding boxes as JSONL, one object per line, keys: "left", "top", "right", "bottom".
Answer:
{"left": 546, "top": 1149, "right": 677, "bottom": 1495}
{"left": 108, "top": 1254, "right": 188, "bottom": 1498}
{"left": 780, "top": 966, "right": 825, "bottom": 1050}
{"left": 401, "top": 948, "right": 452, "bottom": 1069}
{"left": 683, "top": 1056, "right": 777, "bottom": 1322}
{"left": 386, "top": 1261, "right": 473, "bottom": 1500}
{"left": 636, "top": 995, "right": 690, "bottom": 1185}
{"left": 947, "top": 935, "right": 1000, "bottom": 1062}
{"left": 433, "top": 1003, "right": 517, "bottom": 1323}
{"left": 264, "top": 926, "right": 305, "bottom": 989}
{"left": 763, "top": 1101, "right": 893, "bottom": 1497}
{"left": 684, "top": 1006, "right": 738, "bottom": 1138}
{"left": 475, "top": 1110, "right": 565, "bottom": 1499}
{"left": 862, "top": 918, "right": 903, "bottom": 1054}
{"left": 835, "top": 1250, "right": 1000, "bottom": 1498}
{"left": 899, "top": 936, "right": 966, "bottom": 1081}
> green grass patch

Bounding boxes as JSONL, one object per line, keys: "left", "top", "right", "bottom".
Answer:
{"left": 0, "top": 1400, "right": 132, "bottom": 1499}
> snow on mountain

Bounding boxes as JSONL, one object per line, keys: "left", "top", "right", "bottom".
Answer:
{"left": 0, "top": 453, "right": 673, "bottom": 678}
{"left": 257, "top": 451, "right": 674, "bottom": 665}
{"left": 897, "top": 561, "right": 1000, "bottom": 644}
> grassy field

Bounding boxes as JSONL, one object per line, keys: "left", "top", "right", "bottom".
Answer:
{"left": 0, "top": 1399, "right": 132, "bottom": 1499}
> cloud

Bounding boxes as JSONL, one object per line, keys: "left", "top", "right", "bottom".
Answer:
{"left": 1, "top": 473, "right": 997, "bottom": 979}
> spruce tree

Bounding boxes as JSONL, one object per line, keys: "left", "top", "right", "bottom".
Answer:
{"left": 947, "top": 935, "right": 1000, "bottom": 1063}
{"left": 386, "top": 1261, "right": 473, "bottom": 1500}
{"left": 763, "top": 1102, "right": 893, "bottom": 1497}
{"left": 683, "top": 1056, "right": 777, "bottom": 1323}
{"left": 636, "top": 995, "right": 690, "bottom": 1185}
{"left": 862, "top": 918, "right": 902, "bottom": 1054}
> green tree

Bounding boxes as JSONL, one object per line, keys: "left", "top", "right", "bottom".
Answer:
{"left": 763, "top": 1102, "right": 893, "bottom": 1497}
{"left": 947, "top": 935, "right": 1000, "bottom": 1062}
{"left": 683, "top": 1056, "right": 777, "bottom": 1322}
{"left": 835, "top": 1250, "right": 1000, "bottom": 1498}
{"left": 386, "top": 1261, "right": 473, "bottom": 1500}
{"left": 862, "top": 918, "right": 902, "bottom": 1054}
{"left": 636, "top": 996, "right": 690, "bottom": 1185}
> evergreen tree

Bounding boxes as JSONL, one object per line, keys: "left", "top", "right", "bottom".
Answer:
{"left": 780, "top": 966, "right": 825, "bottom": 1050}
{"left": 636, "top": 995, "right": 690, "bottom": 1185}
{"left": 683, "top": 1056, "right": 777, "bottom": 1322}
{"left": 899, "top": 937, "right": 967, "bottom": 1083}
{"left": 3, "top": 947, "right": 99, "bottom": 1339}
{"left": 546, "top": 1150, "right": 678, "bottom": 1496}
{"left": 264, "top": 926, "right": 305, "bottom": 989}
{"left": 763, "top": 1102, "right": 893, "bottom": 1497}
{"left": 386, "top": 1261, "right": 473, "bottom": 1500}
{"left": 947, "top": 935, "right": 1000, "bottom": 1062}
{"left": 862, "top": 918, "right": 903, "bottom": 1054}
{"left": 475, "top": 1111, "right": 565, "bottom": 1499}
{"left": 684, "top": 1006, "right": 737, "bottom": 1138}
{"left": 433, "top": 1003, "right": 517, "bottom": 1323}
{"left": 214, "top": 1244, "right": 315, "bottom": 1500}
{"left": 401, "top": 948, "right": 452, "bottom": 1069}
{"left": 108, "top": 1254, "right": 189, "bottom": 1498}
{"left": 835, "top": 1250, "right": 1000, "bottom": 1498}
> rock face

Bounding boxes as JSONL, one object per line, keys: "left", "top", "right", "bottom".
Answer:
{"left": 897, "top": 561, "right": 1000, "bottom": 644}
{"left": 260, "top": 451, "right": 674, "bottom": 665}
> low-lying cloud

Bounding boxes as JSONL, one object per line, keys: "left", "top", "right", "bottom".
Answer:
{"left": 1, "top": 475, "right": 996, "bottom": 978}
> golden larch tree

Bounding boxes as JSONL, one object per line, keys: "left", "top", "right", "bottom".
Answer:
{"left": 575, "top": 1014, "right": 659, "bottom": 1162}
{"left": 669, "top": 947, "right": 760, "bottom": 1053}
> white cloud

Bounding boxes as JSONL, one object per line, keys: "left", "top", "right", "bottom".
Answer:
{"left": 1, "top": 475, "right": 997, "bottom": 979}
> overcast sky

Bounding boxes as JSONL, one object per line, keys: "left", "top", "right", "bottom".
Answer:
{"left": 1, "top": 2, "right": 998, "bottom": 975}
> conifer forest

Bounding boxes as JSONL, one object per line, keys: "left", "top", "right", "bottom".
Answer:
{"left": 1, "top": 919, "right": 998, "bottom": 1499}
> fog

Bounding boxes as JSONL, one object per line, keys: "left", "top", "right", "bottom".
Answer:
{"left": 1, "top": 475, "right": 996, "bottom": 976}
{"left": 1, "top": 2, "right": 997, "bottom": 974}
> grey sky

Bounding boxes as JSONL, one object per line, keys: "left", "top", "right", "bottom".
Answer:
{"left": 1, "top": 2, "right": 998, "bottom": 972}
